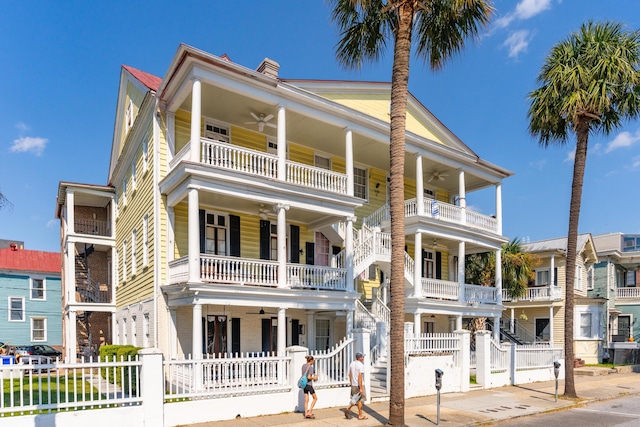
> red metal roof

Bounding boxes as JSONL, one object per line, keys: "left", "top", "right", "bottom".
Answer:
{"left": 123, "top": 65, "right": 162, "bottom": 91}
{"left": 0, "top": 247, "right": 60, "bottom": 274}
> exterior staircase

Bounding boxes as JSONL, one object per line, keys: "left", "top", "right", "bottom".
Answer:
{"left": 369, "top": 355, "right": 389, "bottom": 402}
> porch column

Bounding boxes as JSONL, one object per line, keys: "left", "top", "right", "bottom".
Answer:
{"left": 66, "top": 189, "right": 75, "bottom": 234}
{"left": 415, "top": 154, "right": 424, "bottom": 215}
{"left": 345, "top": 128, "right": 354, "bottom": 196}
{"left": 169, "top": 308, "right": 178, "bottom": 358}
{"left": 192, "top": 302, "right": 203, "bottom": 359}
{"left": 549, "top": 306, "right": 554, "bottom": 345}
{"left": 276, "top": 203, "right": 289, "bottom": 288}
{"left": 166, "top": 111, "right": 176, "bottom": 162}
{"left": 495, "top": 183, "right": 502, "bottom": 235}
{"left": 414, "top": 232, "right": 422, "bottom": 298}
{"left": 455, "top": 315, "right": 463, "bottom": 331}
{"left": 413, "top": 312, "right": 421, "bottom": 336}
{"left": 188, "top": 188, "right": 200, "bottom": 283}
{"left": 550, "top": 254, "right": 555, "bottom": 286}
{"left": 277, "top": 307, "right": 286, "bottom": 355}
{"left": 458, "top": 169, "right": 466, "bottom": 225}
{"left": 458, "top": 241, "right": 466, "bottom": 303}
{"left": 277, "top": 105, "right": 286, "bottom": 181}
{"left": 493, "top": 316, "right": 500, "bottom": 341}
{"left": 167, "top": 207, "right": 175, "bottom": 262}
{"left": 110, "top": 248, "right": 116, "bottom": 303}
{"left": 110, "top": 191, "right": 116, "bottom": 237}
{"left": 189, "top": 77, "right": 202, "bottom": 162}
{"left": 345, "top": 216, "right": 355, "bottom": 291}
{"left": 496, "top": 249, "right": 502, "bottom": 305}
{"left": 510, "top": 307, "right": 515, "bottom": 333}
{"left": 306, "top": 311, "right": 315, "bottom": 350}
{"left": 67, "top": 311, "right": 76, "bottom": 362}
{"left": 66, "top": 242, "right": 76, "bottom": 304}
{"left": 346, "top": 310, "right": 354, "bottom": 338}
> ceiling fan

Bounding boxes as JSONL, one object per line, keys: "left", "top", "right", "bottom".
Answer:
{"left": 245, "top": 112, "right": 276, "bottom": 132}
{"left": 428, "top": 170, "right": 449, "bottom": 183}
{"left": 245, "top": 307, "right": 277, "bottom": 315}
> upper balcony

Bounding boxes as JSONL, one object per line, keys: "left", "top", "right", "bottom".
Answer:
{"left": 502, "top": 285, "right": 562, "bottom": 303}
{"left": 74, "top": 219, "right": 111, "bottom": 237}
{"left": 616, "top": 287, "right": 640, "bottom": 300}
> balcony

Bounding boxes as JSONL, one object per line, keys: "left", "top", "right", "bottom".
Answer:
{"left": 616, "top": 287, "right": 640, "bottom": 299}
{"left": 364, "top": 197, "right": 498, "bottom": 234}
{"left": 420, "top": 279, "right": 500, "bottom": 304}
{"left": 74, "top": 219, "right": 111, "bottom": 237}
{"left": 168, "top": 254, "right": 347, "bottom": 291}
{"left": 502, "top": 285, "right": 562, "bottom": 303}
{"left": 171, "top": 138, "right": 349, "bottom": 196}
{"left": 75, "top": 279, "right": 112, "bottom": 304}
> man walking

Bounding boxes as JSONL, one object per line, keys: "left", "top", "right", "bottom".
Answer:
{"left": 344, "top": 352, "right": 367, "bottom": 420}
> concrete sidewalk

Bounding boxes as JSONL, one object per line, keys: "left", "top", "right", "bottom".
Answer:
{"left": 188, "top": 367, "right": 640, "bottom": 427}
{"left": 191, "top": 367, "right": 640, "bottom": 427}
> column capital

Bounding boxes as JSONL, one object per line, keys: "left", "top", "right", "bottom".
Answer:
{"left": 276, "top": 103, "right": 286, "bottom": 111}
{"left": 191, "top": 75, "right": 201, "bottom": 83}
{"left": 276, "top": 203, "right": 290, "bottom": 211}
{"left": 343, "top": 126, "right": 352, "bottom": 134}
{"left": 414, "top": 152, "right": 423, "bottom": 159}
{"left": 345, "top": 215, "right": 357, "bottom": 223}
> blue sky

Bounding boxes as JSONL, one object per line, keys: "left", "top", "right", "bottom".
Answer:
{"left": 1, "top": 0, "right": 639, "bottom": 253}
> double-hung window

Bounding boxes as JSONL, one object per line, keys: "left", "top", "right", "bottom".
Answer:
{"left": 31, "top": 318, "right": 47, "bottom": 341}
{"left": 354, "top": 166, "right": 368, "bottom": 200}
{"left": 579, "top": 313, "right": 592, "bottom": 338}
{"left": 31, "top": 278, "right": 45, "bottom": 300}
{"left": 8, "top": 297, "right": 24, "bottom": 322}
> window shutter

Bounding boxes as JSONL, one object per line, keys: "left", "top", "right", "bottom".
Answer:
{"left": 436, "top": 251, "right": 442, "bottom": 280}
{"left": 231, "top": 318, "right": 241, "bottom": 354}
{"left": 422, "top": 249, "right": 427, "bottom": 278}
{"left": 554, "top": 267, "right": 558, "bottom": 286}
{"left": 260, "top": 220, "right": 270, "bottom": 260}
{"left": 291, "top": 319, "right": 300, "bottom": 346}
{"left": 306, "top": 242, "right": 315, "bottom": 265}
{"left": 199, "top": 210, "right": 206, "bottom": 253}
{"left": 261, "top": 318, "right": 271, "bottom": 353}
{"left": 290, "top": 225, "right": 300, "bottom": 263}
{"left": 230, "top": 215, "right": 241, "bottom": 257}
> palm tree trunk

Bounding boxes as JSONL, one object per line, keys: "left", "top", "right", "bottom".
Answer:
{"left": 564, "top": 120, "right": 589, "bottom": 399}
{"left": 388, "top": 3, "right": 414, "bottom": 425}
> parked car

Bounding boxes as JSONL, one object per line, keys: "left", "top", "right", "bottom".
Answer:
{"left": 17, "top": 345, "right": 62, "bottom": 359}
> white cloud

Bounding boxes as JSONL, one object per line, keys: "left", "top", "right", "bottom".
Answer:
{"left": 564, "top": 148, "right": 575, "bottom": 162}
{"left": 605, "top": 130, "right": 640, "bottom": 153}
{"left": 528, "top": 159, "right": 547, "bottom": 170}
{"left": 10, "top": 136, "right": 48, "bottom": 156}
{"left": 46, "top": 219, "right": 58, "bottom": 228}
{"left": 632, "top": 156, "right": 640, "bottom": 169}
{"left": 591, "top": 143, "right": 602, "bottom": 155}
{"left": 15, "top": 121, "right": 30, "bottom": 132}
{"left": 495, "top": 0, "right": 553, "bottom": 29}
{"left": 503, "top": 30, "right": 531, "bottom": 58}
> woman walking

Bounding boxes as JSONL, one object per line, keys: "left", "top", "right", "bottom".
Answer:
{"left": 302, "top": 355, "right": 318, "bottom": 419}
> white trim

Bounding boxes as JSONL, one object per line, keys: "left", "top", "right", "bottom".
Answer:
{"left": 30, "top": 277, "right": 46, "bottom": 301}
{"left": 353, "top": 165, "right": 368, "bottom": 202}
{"left": 203, "top": 117, "right": 230, "bottom": 143}
{"left": 143, "top": 214, "right": 149, "bottom": 267}
{"left": 131, "top": 229, "right": 137, "bottom": 276}
{"left": 30, "top": 317, "right": 47, "bottom": 342}
{"left": 8, "top": 296, "right": 25, "bottom": 322}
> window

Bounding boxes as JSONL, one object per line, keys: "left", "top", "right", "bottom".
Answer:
{"left": 204, "top": 119, "right": 229, "bottom": 143}
{"left": 131, "top": 229, "right": 137, "bottom": 276}
{"left": 8, "top": 297, "right": 24, "bottom": 322}
{"left": 354, "top": 166, "right": 368, "bottom": 200}
{"left": 315, "top": 319, "right": 331, "bottom": 351}
{"left": 143, "top": 214, "right": 149, "bottom": 267}
{"left": 131, "top": 316, "right": 137, "bottom": 347}
{"left": 114, "top": 248, "right": 119, "bottom": 288}
{"left": 626, "top": 270, "right": 636, "bottom": 287}
{"left": 205, "top": 212, "right": 228, "bottom": 255}
{"left": 131, "top": 163, "right": 136, "bottom": 192}
{"left": 115, "top": 193, "right": 119, "bottom": 219}
{"left": 125, "top": 99, "right": 134, "bottom": 133}
{"left": 535, "top": 269, "right": 550, "bottom": 286}
{"left": 143, "top": 140, "right": 149, "bottom": 172}
{"left": 424, "top": 188, "right": 435, "bottom": 199}
{"left": 143, "top": 313, "right": 150, "bottom": 347}
{"left": 315, "top": 232, "right": 330, "bottom": 267}
{"left": 587, "top": 266, "right": 594, "bottom": 290}
{"left": 575, "top": 265, "right": 583, "bottom": 290}
{"left": 314, "top": 154, "right": 331, "bottom": 170}
{"left": 580, "top": 313, "right": 592, "bottom": 338}
{"left": 270, "top": 223, "right": 278, "bottom": 261}
{"left": 122, "top": 240, "right": 127, "bottom": 281}
{"left": 423, "top": 322, "right": 435, "bottom": 333}
{"left": 122, "top": 318, "right": 128, "bottom": 345}
{"left": 622, "top": 235, "right": 640, "bottom": 252}
{"left": 267, "top": 139, "right": 278, "bottom": 155}
{"left": 31, "top": 318, "right": 47, "bottom": 341}
{"left": 31, "top": 278, "right": 45, "bottom": 300}
{"left": 423, "top": 251, "right": 435, "bottom": 279}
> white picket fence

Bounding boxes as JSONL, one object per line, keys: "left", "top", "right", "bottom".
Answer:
{"left": 405, "top": 333, "right": 461, "bottom": 366}
{"left": 310, "top": 338, "right": 353, "bottom": 387}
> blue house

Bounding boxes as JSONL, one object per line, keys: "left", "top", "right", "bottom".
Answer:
{"left": 0, "top": 245, "right": 62, "bottom": 349}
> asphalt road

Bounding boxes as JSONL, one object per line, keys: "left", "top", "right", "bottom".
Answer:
{"left": 490, "top": 394, "right": 640, "bottom": 426}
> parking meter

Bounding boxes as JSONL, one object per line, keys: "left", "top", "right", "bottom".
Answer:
{"left": 553, "top": 360, "right": 561, "bottom": 402}
{"left": 435, "top": 369, "right": 444, "bottom": 390}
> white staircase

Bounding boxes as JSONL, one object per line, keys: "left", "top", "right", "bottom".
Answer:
{"left": 369, "top": 355, "right": 389, "bottom": 401}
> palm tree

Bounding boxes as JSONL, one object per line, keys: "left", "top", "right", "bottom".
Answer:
{"left": 528, "top": 21, "right": 640, "bottom": 399}
{"left": 0, "top": 189, "right": 12, "bottom": 211}
{"left": 329, "top": 1, "right": 493, "bottom": 423}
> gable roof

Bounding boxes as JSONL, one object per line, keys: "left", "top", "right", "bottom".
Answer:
{"left": 122, "top": 65, "right": 162, "bottom": 91}
{"left": 0, "top": 247, "right": 60, "bottom": 274}
{"left": 523, "top": 234, "right": 597, "bottom": 262}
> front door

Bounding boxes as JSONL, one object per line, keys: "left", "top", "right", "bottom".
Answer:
{"left": 535, "top": 318, "right": 550, "bottom": 341}
{"left": 206, "top": 315, "right": 228, "bottom": 355}
{"left": 262, "top": 317, "right": 278, "bottom": 353}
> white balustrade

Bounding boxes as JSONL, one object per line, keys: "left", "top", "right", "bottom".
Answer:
{"left": 286, "top": 161, "right": 347, "bottom": 194}
{"left": 200, "top": 255, "right": 279, "bottom": 286}
{"left": 463, "top": 283, "right": 499, "bottom": 304}
{"left": 515, "top": 345, "right": 564, "bottom": 370}
{"left": 616, "top": 287, "right": 640, "bottom": 299}
{"left": 168, "top": 257, "right": 189, "bottom": 284}
{"left": 421, "top": 278, "right": 460, "bottom": 300}
{"left": 287, "top": 264, "right": 346, "bottom": 290}
{"left": 502, "top": 285, "right": 562, "bottom": 302}
{"left": 201, "top": 138, "right": 278, "bottom": 178}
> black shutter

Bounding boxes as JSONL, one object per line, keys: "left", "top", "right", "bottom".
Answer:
{"left": 332, "top": 246, "right": 341, "bottom": 255}
{"left": 554, "top": 267, "right": 558, "bottom": 286}
{"left": 260, "top": 220, "right": 270, "bottom": 260}
{"left": 230, "top": 215, "right": 241, "bottom": 257}
{"left": 422, "top": 249, "right": 427, "bottom": 278}
{"left": 306, "top": 242, "right": 315, "bottom": 265}
{"left": 291, "top": 319, "right": 300, "bottom": 346}
{"left": 436, "top": 251, "right": 442, "bottom": 280}
{"left": 290, "top": 225, "right": 300, "bottom": 263}
{"left": 231, "top": 318, "right": 241, "bottom": 354}
{"left": 199, "top": 209, "right": 206, "bottom": 253}
{"left": 261, "top": 318, "right": 271, "bottom": 353}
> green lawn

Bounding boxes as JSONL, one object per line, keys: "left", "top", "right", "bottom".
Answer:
{"left": 2, "top": 374, "right": 100, "bottom": 411}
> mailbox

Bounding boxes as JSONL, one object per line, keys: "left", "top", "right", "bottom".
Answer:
{"left": 435, "top": 369, "right": 444, "bottom": 390}
{"left": 553, "top": 360, "right": 561, "bottom": 379}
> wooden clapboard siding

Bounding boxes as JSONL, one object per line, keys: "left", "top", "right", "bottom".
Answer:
{"left": 229, "top": 125, "right": 267, "bottom": 151}
{"left": 174, "top": 109, "right": 192, "bottom": 153}
{"left": 117, "top": 81, "right": 146, "bottom": 158}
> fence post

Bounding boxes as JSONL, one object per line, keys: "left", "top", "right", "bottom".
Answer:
{"left": 475, "top": 330, "right": 491, "bottom": 388}
{"left": 456, "top": 329, "right": 470, "bottom": 392}
{"left": 377, "top": 320, "right": 388, "bottom": 358}
{"left": 139, "top": 348, "right": 164, "bottom": 427}
{"left": 288, "top": 345, "right": 309, "bottom": 413}
{"left": 506, "top": 342, "right": 515, "bottom": 385}
{"left": 352, "top": 328, "right": 371, "bottom": 403}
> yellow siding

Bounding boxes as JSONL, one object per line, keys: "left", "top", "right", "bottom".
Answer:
{"left": 229, "top": 125, "right": 267, "bottom": 152}
{"left": 175, "top": 109, "right": 192, "bottom": 153}
{"left": 118, "top": 82, "right": 146, "bottom": 158}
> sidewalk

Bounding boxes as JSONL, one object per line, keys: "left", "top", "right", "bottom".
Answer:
{"left": 187, "top": 367, "right": 640, "bottom": 427}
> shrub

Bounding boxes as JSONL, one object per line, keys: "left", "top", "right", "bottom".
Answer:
{"left": 99, "top": 345, "right": 140, "bottom": 395}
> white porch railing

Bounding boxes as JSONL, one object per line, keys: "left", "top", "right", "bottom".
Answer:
{"left": 169, "top": 142, "right": 191, "bottom": 169}
{"left": 502, "top": 285, "right": 562, "bottom": 302}
{"left": 405, "top": 333, "right": 461, "bottom": 365}
{"left": 201, "top": 138, "right": 278, "bottom": 179}
{"left": 310, "top": 338, "right": 353, "bottom": 387}
{"left": 165, "top": 353, "right": 291, "bottom": 399}
{"left": 288, "top": 264, "right": 347, "bottom": 291}
{"left": 372, "top": 297, "right": 390, "bottom": 326}
{"left": 490, "top": 337, "right": 509, "bottom": 373}
{"left": 363, "top": 204, "right": 389, "bottom": 228}
{"left": 201, "top": 255, "right": 279, "bottom": 287}
{"left": 515, "top": 345, "right": 564, "bottom": 370}
{"left": 355, "top": 300, "right": 378, "bottom": 341}
{"left": 421, "top": 278, "right": 459, "bottom": 300}
{"left": 168, "top": 257, "right": 189, "bottom": 285}
{"left": 616, "top": 287, "right": 640, "bottom": 299}
{"left": 286, "top": 161, "right": 348, "bottom": 195}
{"left": 464, "top": 283, "right": 499, "bottom": 304}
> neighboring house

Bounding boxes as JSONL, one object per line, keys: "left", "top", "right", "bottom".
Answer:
{"left": 501, "top": 234, "right": 602, "bottom": 364}
{"left": 0, "top": 244, "right": 62, "bottom": 349}
{"left": 57, "top": 44, "right": 512, "bottom": 365}
{"left": 590, "top": 233, "right": 640, "bottom": 360}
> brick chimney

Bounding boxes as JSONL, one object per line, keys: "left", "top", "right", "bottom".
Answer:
{"left": 256, "top": 58, "right": 280, "bottom": 79}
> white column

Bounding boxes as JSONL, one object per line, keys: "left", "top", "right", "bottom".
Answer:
{"left": 495, "top": 183, "right": 502, "bottom": 235}
{"left": 66, "top": 189, "right": 75, "bottom": 235}
{"left": 67, "top": 243, "right": 76, "bottom": 304}
{"left": 456, "top": 315, "right": 463, "bottom": 331}
{"left": 190, "top": 77, "right": 202, "bottom": 163}
{"left": 550, "top": 254, "right": 555, "bottom": 286}
{"left": 166, "top": 111, "right": 176, "bottom": 163}
{"left": 345, "top": 216, "right": 355, "bottom": 290}
{"left": 169, "top": 308, "right": 178, "bottom": 358}
{"left": 549, "top": 306, "right": 554, "bottom": 345}
{"left": 346, "top": 310, "right": 354, "bottom": 339}
{"left": 493, "top": 316, "right": 500, "bottom": 341}
{"left": 413, "top": 312, "right": 421, "bottom": 336}
{"left": 306, "top": 311, "right": 315, "bottom": 351}
{"left": 167, "top": 207, "right": 175, "bottom": 262}
{"left": 67, "top": 311, "right": 77, "bottom": 362}
{"left": 110, "top": 193, "right": 116, "bottom": 238}
{"left": 510, "top": 307, "right": 515, "bottom": 333}
{"left": 458, "top": 169, "right": 466, "bottom": 225}
{"left": 345, "top": 128, "right": 354, "bottom": 196}
{"left": 192, "top": 303, "right": 202, "bottom": 359}
{"left": 414, "top": 232, "right": 422, "bottom": 298}
{"left": 276, "top": 203, "right": 289, "bottom": 288}
{"left": 496, "top": 249, "right": 502, "bottom": 305}
{"left": 188, "top": 188, "right": 200, "bottom": 283}
{"left": 458, "top": 241, "right": 466, "bottom": 302}
{"left": 415, "top": 154, "right": 424, "bottom": 216}
{"left": 277, "top": 105, "right": 286, "bottom": 181}
{"left": 277, "top": 308, "right": 286, "bottom": 355}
